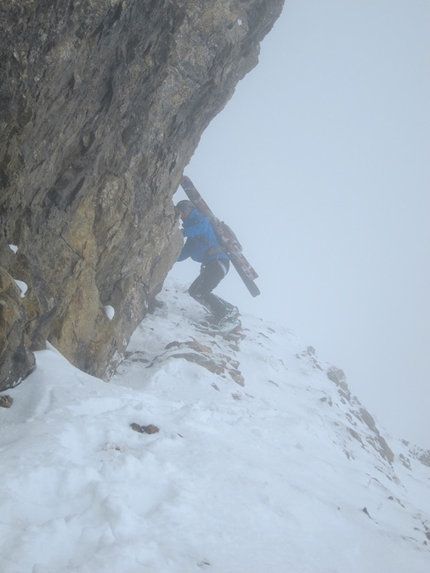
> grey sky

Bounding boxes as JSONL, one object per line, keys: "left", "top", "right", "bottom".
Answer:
{"left": 172, "top": 0, "right": 430, "bottom": 448}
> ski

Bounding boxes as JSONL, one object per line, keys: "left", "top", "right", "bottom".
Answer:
{"left": 180, "top": 176, "right": 260, "bottom": 297}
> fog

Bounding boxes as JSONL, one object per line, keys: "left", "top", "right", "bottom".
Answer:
{"left": 172, "top": 0, "right": 430, "bottom": 448}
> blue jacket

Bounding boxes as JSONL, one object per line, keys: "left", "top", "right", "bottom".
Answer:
{"left": 178, "top": 209, "right": 229, "bottom": 265}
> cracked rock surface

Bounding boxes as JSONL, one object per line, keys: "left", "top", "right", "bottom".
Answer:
{"left": 0, "top": 0, "right": 284, "bottom": 389}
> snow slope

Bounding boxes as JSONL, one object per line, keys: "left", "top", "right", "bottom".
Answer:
{"left": 0, "top": 278, "right": 429, "bottom": 573}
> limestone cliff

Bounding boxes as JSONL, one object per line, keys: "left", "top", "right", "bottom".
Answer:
{"left": 0, "top": 0, "right": 284, "bottom": 389}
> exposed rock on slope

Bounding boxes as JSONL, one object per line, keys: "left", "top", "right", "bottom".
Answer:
{"left": 0, "top": 0, "right": 284, "bottom": 389}
{"left": 1, "top": 279, "right": 429, "bottom": 571}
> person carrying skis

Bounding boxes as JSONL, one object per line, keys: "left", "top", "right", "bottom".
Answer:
{"left": 176, "top": 200, "right": 239, "bottom": 329}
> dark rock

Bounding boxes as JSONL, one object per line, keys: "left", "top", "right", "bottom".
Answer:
{"left": 130, "top": 422, "right": 159, "bottom": 434}
{"left": 0, "top": 268, "right": 36, "bottom": 390}
{"left": 358, "top": 407, "right": 394, "bottom": 463}
{"left": 229, "top": 369, "right": 245, "bottom": 386}
{"left": 399, "top": 454, "right": 411, "bottom": 470}
{"left": 326, "top": 366, "right": 349, "bottom": 392}
{"left": 417, "top": 449, "right": 430, "bottom": 467}
{"left": 362, "top": 507, "right": 372, "bottom": 518}
{"left": 405, "top": 444, "right": 430, "bottom": 469}
{"left": 0, "top": 394, "right": 13, "bottom": 408}
{"left": 0, "top": 0, "right": 284, "bottom": 389}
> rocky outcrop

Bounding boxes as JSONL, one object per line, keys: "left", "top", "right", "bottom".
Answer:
{"left": 326, "top": 366, "right": 395, "bottom": 464}
{"left": 401, "top": 440, "right": 430, "bottom": 469}
{"left": 0, "top": 0, "right": 284, "bottom": 389}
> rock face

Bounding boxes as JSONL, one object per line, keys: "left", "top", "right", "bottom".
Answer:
{"left": 0, "top": 0, "right": 284, "bottom": 389}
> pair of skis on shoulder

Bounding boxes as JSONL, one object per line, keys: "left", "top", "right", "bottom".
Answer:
{"left": 180, "top": 176, "right": 260, "bottom": 298}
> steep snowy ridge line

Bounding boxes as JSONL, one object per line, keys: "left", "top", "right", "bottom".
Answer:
{"left": 0, "top": 278, "right": 429, "bottom": 572}
{"left": 118, "top": 280, "right": 430, "bottom": 552}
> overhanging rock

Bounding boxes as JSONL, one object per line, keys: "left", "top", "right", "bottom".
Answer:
{"left": 0, "top": 0, "right": 284, "bottom": 389}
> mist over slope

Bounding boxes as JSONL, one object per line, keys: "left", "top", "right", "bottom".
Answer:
{"left": 0, "top": 278, "right": 429, "bottom": 572}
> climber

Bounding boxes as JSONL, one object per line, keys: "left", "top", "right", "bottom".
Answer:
{"left": 175, "top": 200, "right": 240, "bottom": 331}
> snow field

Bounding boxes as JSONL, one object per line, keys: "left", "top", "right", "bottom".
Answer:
{"left": 0, "top": 279, "right": 429, "bottom": 572}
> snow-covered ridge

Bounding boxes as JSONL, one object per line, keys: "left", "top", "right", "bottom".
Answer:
{"left": 0, "top": 278, "right": 429, "bottom": 573}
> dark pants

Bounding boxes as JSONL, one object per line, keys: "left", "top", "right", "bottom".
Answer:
{"left": 188, "top": 259, "right": 231, "bottom": 320}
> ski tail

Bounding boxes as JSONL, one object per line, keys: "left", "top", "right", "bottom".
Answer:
{"left": 180, "top": 176, "right": 260, "bottom": 297}
{"left": 230, "top": 258, "right": 261, "bottom": 297}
